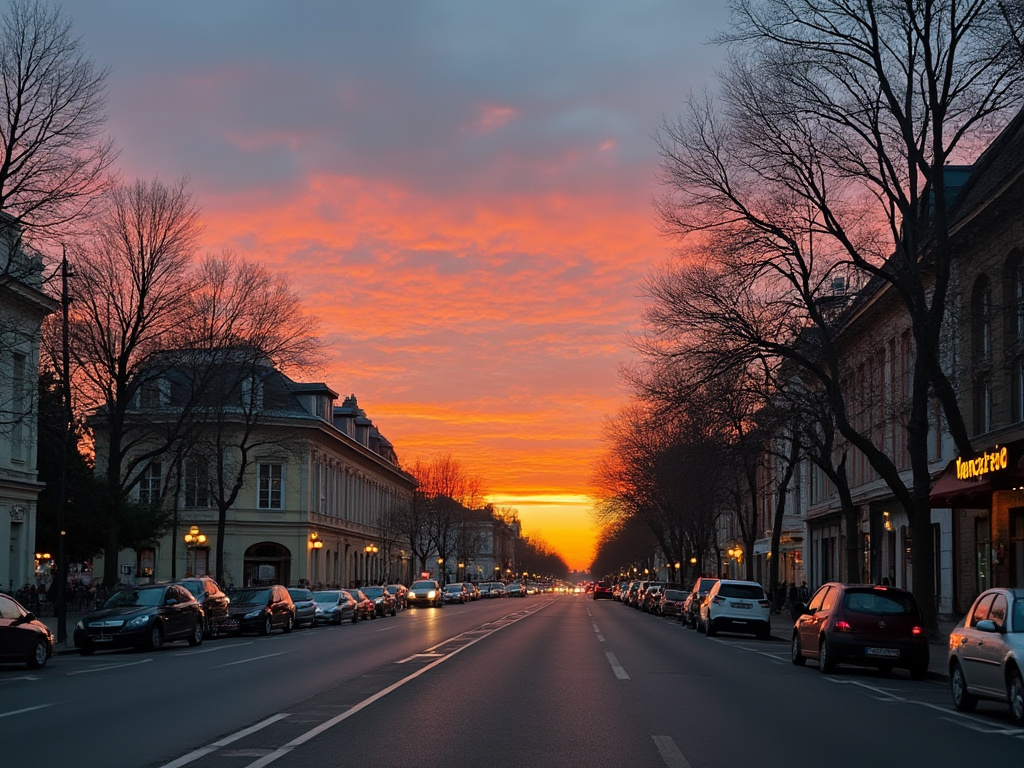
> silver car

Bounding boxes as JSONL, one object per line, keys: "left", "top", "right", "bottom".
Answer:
{"left": 948, "top": 587, "right": 1024, "bottom": 724}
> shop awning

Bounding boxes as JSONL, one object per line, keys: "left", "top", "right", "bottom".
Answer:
{"left": 930, "top": 459, "right": 1000, "bottom": 509}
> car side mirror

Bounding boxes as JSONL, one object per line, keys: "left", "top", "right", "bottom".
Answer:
{"left": 975, "top": 619, "right": 1000, "bottom": 633}
{"left": 165, "top": 598, "right": 179, "bottom": 606}
{"left": 15, "top": 612, "right": 35, "bottom": 625}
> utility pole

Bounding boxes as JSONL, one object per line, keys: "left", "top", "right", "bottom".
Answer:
{"left": 56, "top": 248, "right": 72, "bottom": 644}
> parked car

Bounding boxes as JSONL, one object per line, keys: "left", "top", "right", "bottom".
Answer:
{"left": 592, "top": 580, "right": 615, "bottom": 600}
{"left": 312, "top": 590, "right": 358, "bottom": 625}
{"left": 0, "top": 592, "right": 53, "bottom": 669}
{"left": 682, "top": 578, "right": 719, "bottom": 628}
{"left": 642, "top": 583, "right": 667, "bottom": 612}
{"left": 406, "top": 579, "right": 443, "bottom": 608}
{"left": 343, "top": 588, "right": 377, "bottom": 620}
{"left": 386, "top": 584, "right": 408, "bottom": 610}
{"left": 177, "top": 576, "right": 236, "bottom": 638}
{"left": 74, "top": 583, "right": 203, "bottom": 654}
{"left": 361, "top": 585, "right": 397, "bottom": 616}
{"left": 462, "top": 582, "right": 481, "bottom": 600}
{"left": 442, "top": 584, "right": 468, "bottom": 604}
{"left": 506, "top": 582, "right": 525, "bottom": 597}
{"left": 791, "top": 583, "right": 929, "bottom": 677}
{"left": 657, "top": 588, "right": 687, "bottom": 618}
{"left": 228, "top": 585, "right": 296, "bottom": 635}
{"left": 699, "top": 579, "right": 771, "bottom": 639}
{"left": 488, "top": 582, "right": 507, "bottom": 598}
{"left": 948, "top": 586, "right": 1024, "bottom": 723}
{"left": 287, "top": 587, "right": 318, "bottom": 628}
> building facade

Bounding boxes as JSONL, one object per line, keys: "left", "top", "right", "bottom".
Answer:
{"left": 0, "top": 218, "right": 59, "bottom": 592}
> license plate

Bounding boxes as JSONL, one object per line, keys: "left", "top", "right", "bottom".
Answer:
{"left": 95, "top": 634, "right": 114, "bottom": 643}
{"left": 732, "top": 602, "right": 751, "bottom": 609}
{"left": 865, "top": 647, "right": 899, "bottom": 658}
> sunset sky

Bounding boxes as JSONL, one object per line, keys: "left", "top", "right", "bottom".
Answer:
{"left": 61, "top": 1, "right": 730, "bottom": 571}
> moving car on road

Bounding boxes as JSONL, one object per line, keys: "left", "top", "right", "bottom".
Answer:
{"left": 948, "top": 586, "right": 1024, "bottom": 723}
{"left": 74, "top": 583, "right": 203, "bottom": 654}
{"left": 407, "top": 579, "right": 443, "bottom": 608}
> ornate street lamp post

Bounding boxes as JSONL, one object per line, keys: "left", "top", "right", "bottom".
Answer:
{"left": 183, "top": 525, "right": 206, "bottom": 577}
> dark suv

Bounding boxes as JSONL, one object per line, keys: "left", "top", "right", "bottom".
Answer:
{"left": 177, "top": 576, "right": 235, "bottom": 638}
{"left": 791, "top": 583, "right": 929, "bottom": 678}
{"left": 228, "top": 585, "right": 296, "bottom": 635}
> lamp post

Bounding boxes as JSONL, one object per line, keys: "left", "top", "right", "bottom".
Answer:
{"left": 437, "top": 557, "right": 445, "bottom": 586}
{"left": 183, "top": 525, "right": 206, "bottom": 577}
{"left": 364, "top": 543, "right": 378, "bottom": 584}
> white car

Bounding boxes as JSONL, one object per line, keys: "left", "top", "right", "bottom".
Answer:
{"left": 948, "top": 587, "right": 1024, "bottom": 724}
{"left": 699, "top": 579, "right": 771, "bottom": 640}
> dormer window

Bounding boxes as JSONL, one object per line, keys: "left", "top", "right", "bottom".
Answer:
{"left": 138, "top": 377, "right": 168, "bottom": 409}
{"left": 242, "top": 376, "right": 264, "bottom": 411}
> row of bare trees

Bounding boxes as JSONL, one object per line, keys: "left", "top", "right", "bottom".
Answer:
{"left": 596, "top": 0, "right": 1024, "bottom": 635}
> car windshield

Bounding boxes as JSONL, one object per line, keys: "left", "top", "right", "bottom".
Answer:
{"left": 343, "top": 590, "right": 365, "bottom": 601}
{"left": 665, "top": 590, "right": 686, "bottom": 601}
{"left": 104, "top": 587, "right": 165, "bottom": 608}
{"left": 362, "top": 587, "right": 384, "bottom": 598}
{"left": 411, "top": 581, "right": 435, "bottom": 590}
{"left": 313, "top": 591, "right": 340, "bottom": 605}
{"left": 444, "top": 585, "right": 461, "bottom": 592}
{"left": 179, "top": 581, "right": 204, "bottom": 597}
{"left": 386, "top": 585, "right": 400, "bottom": 594}
{"left": 697, "top": 579, "right": 718, "bottom": 592}
{"left": 232, "top": 589, "right": 271, "bottom": 605}
{"left": 844, "top": 590, "right": 918, "bottom": 616}
{"left": 718, "top": 584, "right": 765, "bottom": 599}
{"left": 288, "top": 589, "right": 312, "bottom": 601}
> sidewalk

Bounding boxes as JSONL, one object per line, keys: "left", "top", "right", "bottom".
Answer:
{"left": 767, "top": 611, "right": 958, "bottom": 681}
{"left": 38, "top": 610, "right": 86, "bottom": 655}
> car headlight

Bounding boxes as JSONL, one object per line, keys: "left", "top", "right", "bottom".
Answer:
{"left": 427, "top": 590, "right": 437, "bottom": 599}
{"left": 126, "top": 615, "right": 151, "bottom": 628}
{"left": 245, "top": 608, "right": 263, "bottom": 619}
{"left": 75, "top": 619, "right": 84, "bottom": 630}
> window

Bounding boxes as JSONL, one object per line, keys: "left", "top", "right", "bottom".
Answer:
{"left": 184, "top": 456, "right": 211, "bottom": 508}
{"left": 10, "top": 353, "right": 25, "bottom": 461}
{"left": 972, "top": 277, "right": 992, "bottom": 363}
{"left": 138, "top": 462, "right": 163, "bottom": 505}
{"left": 258, "top": 463, "right": 284, "bottom": 509}
{"left": 138, "top": 377, "right": 167, "bottom": 409}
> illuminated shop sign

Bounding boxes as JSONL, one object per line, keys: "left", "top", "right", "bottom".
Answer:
{"left": 956, "top": 445, "right": 1009, "bottom": 481}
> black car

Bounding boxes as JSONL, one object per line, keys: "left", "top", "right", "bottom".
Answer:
{"left": 386, "top": 584, "right": 408, "bottom": 610}
{"left": 228, "top": 585, "right": 296, "bottom": 635}
{"left": 360, "top": 585, "right": 397, "bottom": 617}
{"left": 177, "top": 576, "right": 236, "bottom": 637}
{"left": 74, "top": 583, "right": 204, "bottom": 654}
{"left": 0, "top": 592, "right": 54, "bottom": 669}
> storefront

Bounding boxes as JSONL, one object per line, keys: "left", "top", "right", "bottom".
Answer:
{"left": 930, "top": 440, "right": 1024, "bottom": 612}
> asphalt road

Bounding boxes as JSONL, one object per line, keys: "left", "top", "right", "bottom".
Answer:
{"left": 2, "top": 596, "right": 1022, "bottom": 768}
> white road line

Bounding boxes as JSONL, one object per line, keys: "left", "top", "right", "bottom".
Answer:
{"left": 172, "top": 642, "right": 254, "bottom": 656}
{"left": 239, "top": 600, "right": 554, "bottom": 768}
{"left": 158, "top": 714, "right": 290, "bottom": 768}
{"left": 0, "top": 702, "right": 54, "bottom": 719}
{"left": 606, "top": 651, "right": 630, "bottom": 680}
{"left": 652, "top": 735, "right": 693, "bottom": 768}
{"left": 66, "top": 658, "right": 152, "bottom": 676}
{"left": 215, "top": 652, "right": 286, "bottom": 668}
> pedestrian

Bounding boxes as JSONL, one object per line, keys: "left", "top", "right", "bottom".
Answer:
{"left": 798, "top": 581, "right": 809, "bottom": 601}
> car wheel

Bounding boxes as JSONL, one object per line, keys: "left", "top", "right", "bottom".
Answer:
{"left": 818, "top": 637, "right": 835, "bottom": 674}
{"left": 950, "top": 659, "right": 978, "bottom": 712}
{"left": 147, "top": 625, "right": 163, "bottom": 651}
{"left": 706, "top": 618, "right": 717, "bottom": 637}
{"left": 696, "top": 615, "right": 705, "bottom": 634}
{"left": 282, "top": 614, "right": 294, "bottom": 633}
{"left": 791, "top": 633, "right": 806, "bottom": 665}
{"left": 187, "top": 619, "right": 204, "bottom": 647}
{"left": 27, "top": 637, "right": 49, "bottom": 669}
{"left": 1007, "top": 667, "right": 1024, "bottom": 725}
{"left": 391, "top": 606, "right": 397, "bottom": 617}
{"left": 262, "top": 615, "right": 273, "bottom": 635}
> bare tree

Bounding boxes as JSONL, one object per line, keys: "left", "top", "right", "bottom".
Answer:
{"left": 66, "top": 177, "right": 201, "bottom": 588}
{"left": 0, "top": 0, "right": 115, "bottom": 254}
{"left": 655, "top": 0, "right": 1024, "bottom": 634}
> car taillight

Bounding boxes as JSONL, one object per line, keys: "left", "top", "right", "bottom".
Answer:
{"left": 758, "top": 600, "right": 770, "bottom": 608}
{"left": 712, "top": 596, "right": 725, "bottom": 605}
{"left": 834, "top": 620, "right": 852, "bottom": 632}
{"left": 911, "top": 625, "right": 924, "bottom": 637}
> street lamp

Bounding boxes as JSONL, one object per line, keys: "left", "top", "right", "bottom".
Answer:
{"left": 310, "top": 532, "right": 324, "bottom": 549}
{"left": 183, "top": 525, "right": 206, "bottom": 576}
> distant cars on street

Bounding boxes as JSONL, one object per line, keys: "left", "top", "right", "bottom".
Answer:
{"left": 948, "top": 586, "right": 1024, "bottom": 723}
